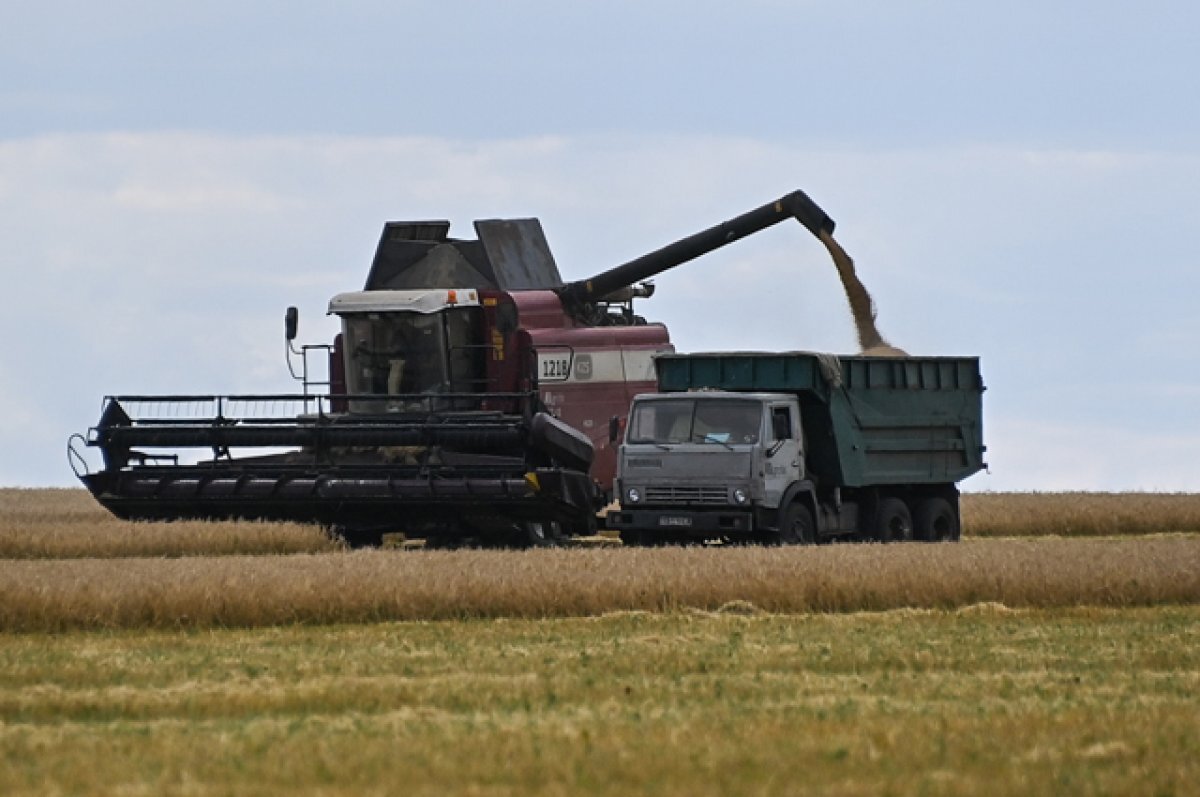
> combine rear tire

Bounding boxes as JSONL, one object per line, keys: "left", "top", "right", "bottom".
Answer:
{"left": 874, "top": 498, "right": 913, "bottom": 543}
{"left": 914, "top": 497, "right": 960, "bottom": 542}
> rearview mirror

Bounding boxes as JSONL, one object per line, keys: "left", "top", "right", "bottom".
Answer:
{"left": 608, "top": 415, "right": 621, "bottom": 444}
{"left": 284, "top": 306, "right": 299, "bottom": 341}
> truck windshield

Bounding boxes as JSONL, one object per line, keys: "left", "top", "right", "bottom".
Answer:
{"left": 627, "top": 399, "right": 762, "bottom": 445}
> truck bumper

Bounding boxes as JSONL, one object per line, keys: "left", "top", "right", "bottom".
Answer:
{"left": 606, "top": 508, "right": 754, "bottom": 536}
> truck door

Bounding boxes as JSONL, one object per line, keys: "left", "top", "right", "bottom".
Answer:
{"left": 762, "top": 402, "right": 804, "bottom": 509}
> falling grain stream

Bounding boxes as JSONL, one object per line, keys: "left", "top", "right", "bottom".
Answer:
{"left": 817, "top": 228, "right": 908, "bottom": 357}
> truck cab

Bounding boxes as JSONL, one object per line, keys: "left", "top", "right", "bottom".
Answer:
{"left": 608, "top": 392, "right": 811, "bottom": 544}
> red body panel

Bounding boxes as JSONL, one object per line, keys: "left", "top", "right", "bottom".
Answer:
{"left": 509, "top": 291, "right": 673, "bottom": 494}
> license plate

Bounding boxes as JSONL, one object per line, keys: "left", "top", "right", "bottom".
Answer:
{"left": 659, "top": 516, "right": 693, "bottom": 527}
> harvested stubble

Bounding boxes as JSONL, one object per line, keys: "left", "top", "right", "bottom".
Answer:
{"left": 0, "top": 488, "right": 335, "bottom": 558}
{"left": 961, "top": 491, "right": 1200, "bottom": 537}
{"left": 4, "top": 609, "right": 1197, "bottom": 796}
{"left": 2, "top": 537, "right": 1198, "bottom": 631}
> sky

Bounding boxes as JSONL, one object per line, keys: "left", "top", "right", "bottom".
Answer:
{"left": 2, "top": 1, "right": 1199, "bottom": 491}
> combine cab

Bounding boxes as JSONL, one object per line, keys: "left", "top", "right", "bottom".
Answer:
{"left": 71, "top": 191, "right": 836, "bottom": 546}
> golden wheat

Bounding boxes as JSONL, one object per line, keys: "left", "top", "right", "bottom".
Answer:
{"left": 0, "top": 488, "right": 334, "bottom": 558}
{"left": 6, "top": 489, "right": 1200, "bottom": 561}
{"left": 2, "top": 538, "right": 1197, "bottom": 631}
{"left": 961, "top": 491, "right": 1200, "bottom": 536}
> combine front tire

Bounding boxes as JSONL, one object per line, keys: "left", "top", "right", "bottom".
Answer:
{"left": 329, "top": 525, "right": 386, "bottom": 550}
{"left": 510, "top": 521, "right": 563, "bottom": 549}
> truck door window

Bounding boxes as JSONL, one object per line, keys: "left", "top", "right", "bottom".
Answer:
{"left": 771, "top": 407, "right": 792, "bottom": 440}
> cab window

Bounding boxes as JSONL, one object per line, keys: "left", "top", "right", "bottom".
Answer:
{"left": 771, "top": 406, "right": 792, "bottom": 440}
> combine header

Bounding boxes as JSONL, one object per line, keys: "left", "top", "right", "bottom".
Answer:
{"left": 70, "top": 190, "right": 836, "bottom": 546}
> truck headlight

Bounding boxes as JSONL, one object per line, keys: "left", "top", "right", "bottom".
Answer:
{"left": 627, "top": 487, "right": 641, "bottom": 504}
{"left": 732, "top": 488, "right": 748, "bottom": 505}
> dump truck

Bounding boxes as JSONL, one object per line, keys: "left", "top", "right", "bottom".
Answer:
{"left": 70, "top": 191, "right": 837, "bottom": 547}
{"left": 607, "top": 351, "right": 986, "bottom": 545}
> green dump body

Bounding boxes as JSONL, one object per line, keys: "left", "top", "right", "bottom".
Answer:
{"left": 654, "top": 352, "right": 985, "bottom": 488}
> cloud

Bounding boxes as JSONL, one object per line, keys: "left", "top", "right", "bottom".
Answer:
{"left": 2, "top": 132, "right": 1198, "bottom": 489}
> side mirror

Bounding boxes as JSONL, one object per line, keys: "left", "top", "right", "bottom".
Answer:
{"left": 284, "top": 306, "right": 299, "bottom": 341}
{"left": 608, "top": 415, "right": 621, "bottom": 444}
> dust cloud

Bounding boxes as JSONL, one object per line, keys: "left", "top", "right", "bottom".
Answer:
{"left": 817, "top": 229, "right": 908, "bottom": 357}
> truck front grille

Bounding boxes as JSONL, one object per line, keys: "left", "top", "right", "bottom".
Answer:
{"left": 645, "top": 486, "right": 727, "bottom": 505}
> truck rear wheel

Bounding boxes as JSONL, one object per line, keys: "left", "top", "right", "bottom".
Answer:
{"left": 914, "top": 497, "right": 960, "bottom": 542}
{"left": 874, "top": 498, "right": 913, "bottom": 543}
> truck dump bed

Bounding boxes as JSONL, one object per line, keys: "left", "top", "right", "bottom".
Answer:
{"left": 654, "top": 352, "right": 985, "bottom": 487}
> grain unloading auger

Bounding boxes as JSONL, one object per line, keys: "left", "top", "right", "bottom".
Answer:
{"left": 70, "top": 190, "right": 835, "bottom": 546}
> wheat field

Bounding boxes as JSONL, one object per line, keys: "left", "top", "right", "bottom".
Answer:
{"left": 0, "top": 488, "right": 335, "bottom": 558}
{"left": 1, "top": 489, "right": 1199, "bottom": 631}
{"left": 3, "top": 488, "right": 1199, "bottom": 795}
{"left": 3, "top": 538, "right": 1200, "bottom": 631}
{"left": 961, "top": 491, "right": 1200, "bottom": 537}
{"left": 3, "top": 608, "right": 1197, "bottom": 795}
{"left": 4, "top": 489, "right": 1200, "bottom": 562}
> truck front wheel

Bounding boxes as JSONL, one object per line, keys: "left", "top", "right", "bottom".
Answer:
{"left": 770, "top": 502, "right": 816, "bottom": 546}
{"left": 874, "top": 498, "right": 914, "bottom": 543}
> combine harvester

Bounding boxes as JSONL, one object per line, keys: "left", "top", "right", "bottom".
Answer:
{"left": 71, "top": 191, "right": 838, "bottom": 547}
